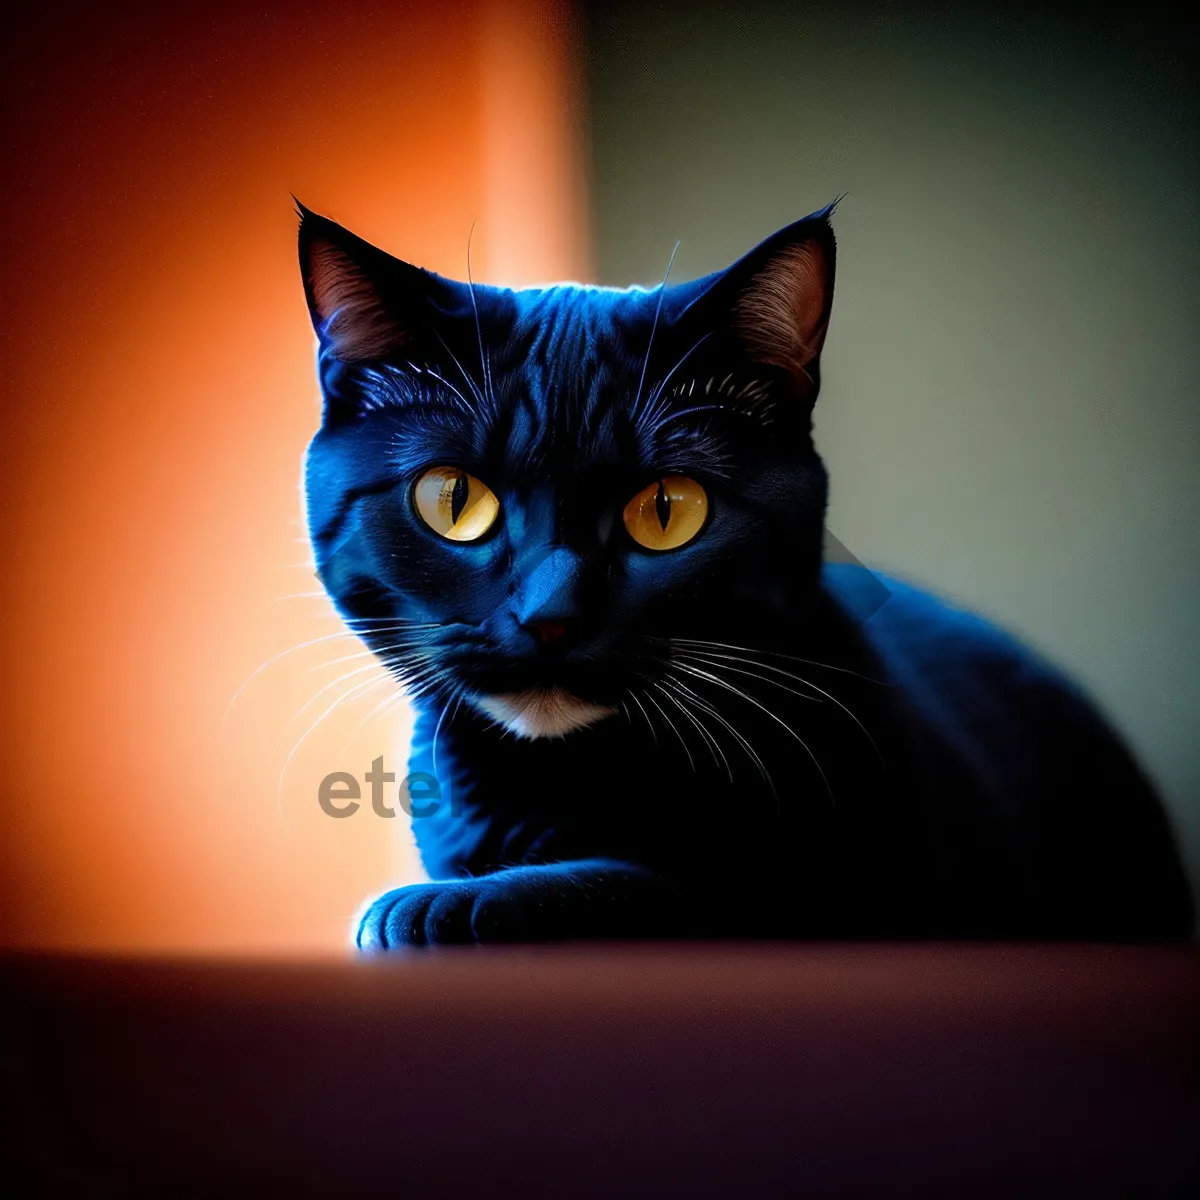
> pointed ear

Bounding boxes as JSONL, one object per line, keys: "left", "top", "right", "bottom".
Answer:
{"left": 297, "top": 201, "right": 428, "bottom": 363}
{"left": 728, "top": 205, "right": 837, "bottom": 388}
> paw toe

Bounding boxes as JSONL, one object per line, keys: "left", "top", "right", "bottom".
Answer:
{"left": 423, "top": 887, "right": 476, "bottom": 944}
{"left": 470, "top": 888, "right": 530, "bottom": 942}
{"left": 382, "top": 886, "right": 441, "bottom": 948}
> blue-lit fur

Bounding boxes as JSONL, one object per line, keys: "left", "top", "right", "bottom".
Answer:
{"left": 299, "top": 202, "right": 1192, "bottom": 947}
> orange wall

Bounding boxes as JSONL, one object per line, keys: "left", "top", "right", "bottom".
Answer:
{"left": 0, "top": 1, "right": 591, "bottom": 954}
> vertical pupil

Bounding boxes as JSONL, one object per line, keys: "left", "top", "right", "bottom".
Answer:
{"left": 654, "top": 479, "right": 671, "bottom": 531}
{"left": 450, "top": 472, "right": 469, "bottom": 524}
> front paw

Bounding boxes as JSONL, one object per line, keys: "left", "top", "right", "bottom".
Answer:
{"left": 354, "top": 876, "right": 537, "bottom": 951}
{"left": 353, "top": 860, "right": 683, "bottom": 951}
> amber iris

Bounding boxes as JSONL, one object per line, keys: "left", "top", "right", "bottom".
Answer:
{"left": 413, "top": 467, "right": 500, "bottom": 541}
{"left": 622, "top": 474, "right": 708, "bottom": 551}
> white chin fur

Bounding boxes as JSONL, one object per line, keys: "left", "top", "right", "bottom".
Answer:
{"left": 474, "top": 687, "right": 617, "bottom": 739}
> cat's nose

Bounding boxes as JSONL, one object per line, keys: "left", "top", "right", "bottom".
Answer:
{"left": 514, "top": 547, "right": 589, "bottom": 645}
{"left": 522, "top": 617, "right": 582, "bottom": 653}
{"left": 529, "top": 619, "right": 569, "bottom": 647}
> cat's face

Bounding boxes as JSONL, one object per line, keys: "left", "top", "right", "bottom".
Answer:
{"left": 300, "top": 204, "right": 835, "bottom": 737}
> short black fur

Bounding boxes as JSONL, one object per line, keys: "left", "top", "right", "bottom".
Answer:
{"left": 298, "top": 201, "right": 1193, "bottom": 948}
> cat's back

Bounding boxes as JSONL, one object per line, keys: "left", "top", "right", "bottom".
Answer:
{"left": 826, "top": 566, "right": 1193, "bottom": 937}
{"left": 839, "top": 567, "right": 1059, "bottom": 765}
{"left": 844, "top": 565, "right": 1146, "bottom": 813}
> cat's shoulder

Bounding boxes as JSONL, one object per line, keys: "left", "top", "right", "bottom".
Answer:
{"left": 824, "top": 564, "right": 1128, "bottom": 801}
{"left": 824, "top": 563, "right": 1074, "bottom": 706}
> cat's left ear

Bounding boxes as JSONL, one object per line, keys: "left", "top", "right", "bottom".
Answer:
{"left": 710, "top": 202, "right": 837, "bottom": 395}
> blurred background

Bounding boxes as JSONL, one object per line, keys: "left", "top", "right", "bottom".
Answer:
{"left": 1, "top": 0, "right": 1195, "bottom": 953}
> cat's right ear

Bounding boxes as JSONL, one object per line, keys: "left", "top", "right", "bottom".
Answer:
{"left": 297, "top": 201, "right": 423, "bottom": 363}
{"left": 297, "top": 202, "right": 490, "bottom": 423}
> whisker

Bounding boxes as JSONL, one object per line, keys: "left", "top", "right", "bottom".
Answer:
{"left": 672, "top": 650, "right": 822, "bottom": 703}
{"left": 309, "top": 638, "right": 431, "bottom": 672}
{"left": 678, "top": 647, "right": 884, "bottom": 765}
{"left": 335, "top": 678, "right": 408, "bottom": 765}
{"left": 660, "top": 675, "right": 776, "bottom": 800}
{"left": 652, "top": 681, "right": 730, "bottom": 781}
{"left": 423, "top": 366, "right": 475, "bottom": 415}
{"left": 668, "top": 636, "right": 887, "bottom": 685}
{"left": 641, "top": 687, "right": 695, "bottom": 773}
{"left": 433, "top": 329, "right": 487, "bottom": 411}
{"left": 430, "top": 684, "right": 463, "bottom": 784}
{"left": 669, "top": 660, "right": 834, "bottom": 807}
{"left": 223, "top": 628, "right": 412, "bottom": 724}
{"left": 276, "top": 673, "right": 391, "bottom": 820}
{"left": 625, "top": 688, "right": 658, "bottom": 747}
{"left": 465, "top": 222, "right": 498, "bottom": 419}
{"left": 286, "top": 659, "right": 398, "bottom": 732}
{"left": 638, "top": 331, "right": 716, "bottom": 434}
{"left": 347, "top": 618, "right": 443, "bottom": 628}
{"left": 389, "top": 655, "right": 445, "bottom": 700}
{"left": 613, "top": 642, "right": 770, "bottom": 789}
{"left": 631, "top": 239, "right": 681, "bottom": 423}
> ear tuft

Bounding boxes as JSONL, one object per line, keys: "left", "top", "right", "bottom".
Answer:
{"left": 732, "top": 210, "right": 836, "bottom": 384}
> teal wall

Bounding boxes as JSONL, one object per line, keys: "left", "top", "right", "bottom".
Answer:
{"left": 583, "top": 2, "right": 1200, "bottom": 902}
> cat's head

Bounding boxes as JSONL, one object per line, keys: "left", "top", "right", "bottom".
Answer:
{"left": 299, "top": 202, "right": 836, "bottom": 738}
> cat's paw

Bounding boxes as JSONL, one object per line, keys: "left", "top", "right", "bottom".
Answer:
{"left": 353, "top": 860, "right": 683, "bottom": 951}
{"left": 354, "top": 875, "right": 540, "bottom": 951}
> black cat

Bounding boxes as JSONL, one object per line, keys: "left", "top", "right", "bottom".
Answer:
{"left": 298, "top": 201, "right": 1192, "bottom": 948}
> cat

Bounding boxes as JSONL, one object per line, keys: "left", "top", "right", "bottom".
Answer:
{"left": 297, "top": 200, "right": 1193, "bottom": 949}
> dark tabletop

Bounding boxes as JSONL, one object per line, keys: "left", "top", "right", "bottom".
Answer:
{"left": 4, "top": 944, "right": 1198, "bottom": 1196}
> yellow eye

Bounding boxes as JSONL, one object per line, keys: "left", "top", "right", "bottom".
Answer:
{"left": 622, "top": 474, "right": 708, "bottom": 551}
{"left": 413, "top": 466, "right": 500, "bottom": 542}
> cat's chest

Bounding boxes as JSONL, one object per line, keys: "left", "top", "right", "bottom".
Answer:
{"left": 454, "top": 689, "right": 903, "bottom": 854}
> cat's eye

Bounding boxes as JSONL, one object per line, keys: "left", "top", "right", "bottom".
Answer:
{"left": 413, "top": 466, "right": 500, "bottom": 542}
{"left": 622, "top": 474, "right": 708, "bottom": 551}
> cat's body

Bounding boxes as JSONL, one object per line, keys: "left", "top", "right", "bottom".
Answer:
{"left": 297, "top": 202, "right": 1192, "bottom": 948}
{"left": 372, "top": 565, "right": 1191, "bottom": 945}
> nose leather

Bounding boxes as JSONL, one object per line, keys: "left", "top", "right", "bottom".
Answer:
{"left": 528, "top": 620, "right": 570, "bottom": 647}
